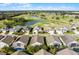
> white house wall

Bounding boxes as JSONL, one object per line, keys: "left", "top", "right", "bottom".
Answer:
{"left": 31, "top": 42, "right": 42, "bottom": 46}
{"left": 0, "top": 42, "right": 9, "bottom": 49}
{"left": 12, "top": 41, "right": 25, "bottom": 49}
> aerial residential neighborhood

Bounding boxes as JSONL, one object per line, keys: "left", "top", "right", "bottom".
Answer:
{"left": 0, "top": 3, "right": 79, "bottom": 55}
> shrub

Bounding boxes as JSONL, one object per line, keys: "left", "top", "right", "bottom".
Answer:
{"left": 69, "top": 19, "right": 73, "bottom": 22}
{"left": 55, "top": 17, "right": 60, "bottom": 20}
{"left": 76, "top": 27, "right": 79, "bottom": 31}
{"left": 0, "top": 46, "right": 16, "bottom": 55}
{"left": 48, "top": 45, "right": 57, "bottom": 55}
{"left": 25, "top": 45, "right": 42, "bottom": 54}
{"left": 64, "top": 30, "right": 74, "bottom": 34}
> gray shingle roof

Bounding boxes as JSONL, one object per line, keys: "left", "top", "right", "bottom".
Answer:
{"left": 34, "top": 49, "right": 52, "bottom": 55}
{"left": 0, "top": 35, "right": 4, "bottom": 40}
{"left": 56, "top": 48, "right": 78, "bottom": 55}
{"left": 2, "top": 35, "right": 16, "bottom": 45}
{"left": 46, "top": 35, "right": 61, "bottom": 45}
{"left": 60, "top": 35, "right": 75, "bottom": 44}
{"left": 30, "top": 35, "right": 44, "bottom": 45}
{"left": 18, "top": 35, "right": 29, "bottom": 44}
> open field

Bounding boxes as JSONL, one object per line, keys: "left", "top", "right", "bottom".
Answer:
{"left": 0, "top": 11, "right": 79, "bottom": 28}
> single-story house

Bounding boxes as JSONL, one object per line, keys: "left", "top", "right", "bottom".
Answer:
{"left": 48, "top": 30, "right": 56, "bottom": 35}
{"left": 15, "top": 26, "right": 30, "bottom": 35}
{"left": 30, "top": 35, "right": 44, "bottom": 46}
{"left": 9, "top": 28, "right": 16, "bottom": 34}
{"left": 0, "top": 35, "right": 17, "bottom": 48}
{"left": 1, "top": 28, "right": 7, "bottom": 34}
{"left": 60, "top": 35, "right": 79, "bottom": 47}
{"left": 56, "top": 28, "right": 64, "bottom": 35}
{"left": 12, "top": 35, "right": 29, "bottom": 50}
{"left": 23, "top": 28, "right": 30, "bottom": 35}
{"left": 55, "top": 27, "right": 69, "bottom": 35}
{"left": 71, "top": 24, "right": 77, "bottom": 30}
{"left": 33, "top": 26, "right": 42, "bottom": 34}
{"left": 33, "top": 30, "right": 38, "bottom": 35}
{"left": 44, "top": 26, "right": 52, "bottom": 33}
{"left": 33, "top": 26, "right": 42, "bottom": 32}
{"left": 46, "top": 35, "right": 62, "bottom": 48}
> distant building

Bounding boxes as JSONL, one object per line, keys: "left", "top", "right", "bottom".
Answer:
{"left": 71, "top": 23, "right": 79, "bottom": 30}
{"left": 48, "top": 30, "right": 56, "bottom": 35}
{"left": 9, "top": 28, "right": 15, "bottom": 34}
{"left": 65, "top": 14, "right": 79, "bottom": 17}
{"left": 33, "top": 30, "right": 38, "bottom": 35}
{"left": 56, "top": 27, "right": 68, "bottom": 35}
{"left": 33, "top": 26, "right": 42, "bottom": 34}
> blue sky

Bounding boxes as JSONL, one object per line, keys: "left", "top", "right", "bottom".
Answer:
{"left": 0, "top": 3, "right": 79, "bottom": 11}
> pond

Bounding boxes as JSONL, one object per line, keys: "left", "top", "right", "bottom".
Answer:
{"left": 25, "top": 19, "right": 47, "bottom": 26}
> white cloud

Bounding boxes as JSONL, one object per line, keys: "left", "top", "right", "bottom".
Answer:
{"left": 31, "top": 6, "right": 76, "bottom": 11}
{"left": 15, "top": 5, "right": 76, "bottom": 11}
{"left": 17, "top": 3, "right": 32, "bottom": 8}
